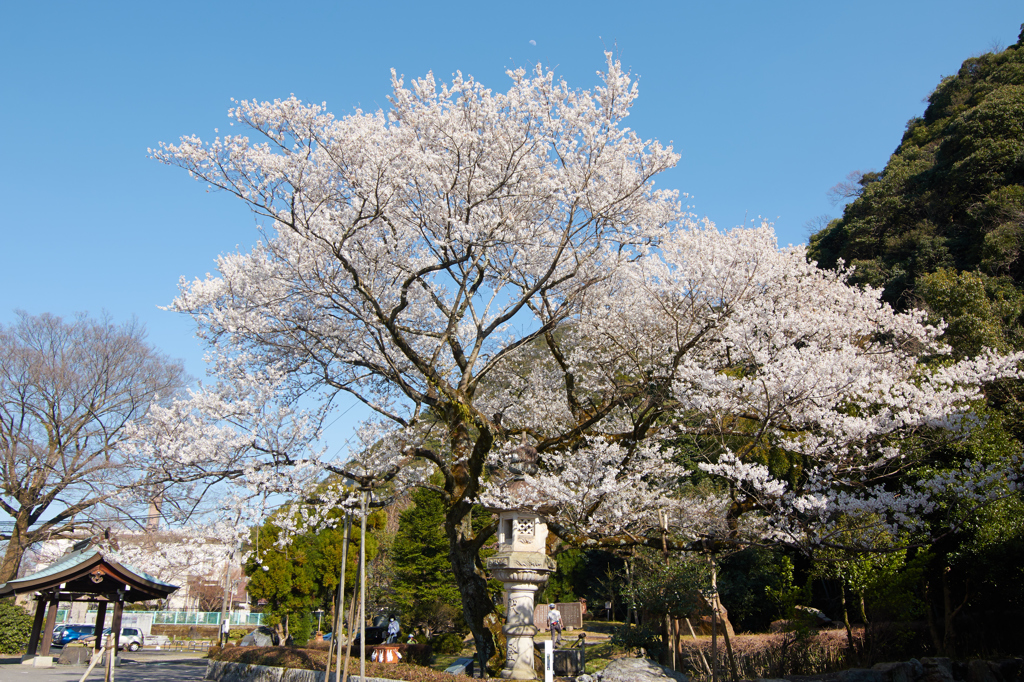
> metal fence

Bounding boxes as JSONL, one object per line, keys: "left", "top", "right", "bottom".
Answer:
{"left": 58, "top": 610, "right": 264, "bottom": 626}
{"left": 54, "top": 609, "right": 264, "bottom": 628}
{"left": 150, "top": 611, "right": 264, "bottom": 625}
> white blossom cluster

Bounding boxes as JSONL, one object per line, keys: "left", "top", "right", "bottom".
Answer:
{"left": 146, "top": 54, "right": 1023, "bottom": 554}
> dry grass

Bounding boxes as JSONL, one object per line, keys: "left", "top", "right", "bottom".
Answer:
{"left": 677, "top": 628, "right": 858, "bottom": 681}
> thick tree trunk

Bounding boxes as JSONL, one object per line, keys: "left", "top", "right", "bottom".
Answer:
{"left": 0, "top": 513, "right": 32, "bottom": 584}
{"left": 441, "top": 416, "right": 498, "bottom": 676}
{"left": 449, "top": 537, "right": 495, "bottom": 677}
{"left": 276, "top": 613, "right": 291, "bottom": 645}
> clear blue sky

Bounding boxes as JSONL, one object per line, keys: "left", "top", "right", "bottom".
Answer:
{"left": 1, "top": 0, "right": 1020, "bottom": 405}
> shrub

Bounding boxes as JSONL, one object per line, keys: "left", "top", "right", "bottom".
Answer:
{"left": 0, "top": 600, "right": 33, "bottom": 654}
{"left": 610, "top": 623, "right": 664, "bottom": 658}
{"left": 290, "top": 613, "right": 312, "bottom": 647}
{"left": 429, "top": 632, "right": 465, "bottom": 655}
{"left": 399, "top": 643, "right": 433, "bottom": 666}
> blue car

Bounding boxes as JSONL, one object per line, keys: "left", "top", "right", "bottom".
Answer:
{"left": 53, "top": 624, "right": 95, "bottom": 647}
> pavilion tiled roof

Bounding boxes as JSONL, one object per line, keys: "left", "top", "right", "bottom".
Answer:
{"left": 0, "top": 547, "right": 178, "bottom": 603}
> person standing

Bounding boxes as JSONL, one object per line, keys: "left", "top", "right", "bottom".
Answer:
{"left": 386, "top": 616, "right": 400, "bottom": 644}
{"left": 546, "top": 603, "right": 563, "bottom": 648}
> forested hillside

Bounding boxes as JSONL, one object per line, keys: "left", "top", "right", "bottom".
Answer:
{"left": 809, "top": 26, "right": 1024, "bottom": 316}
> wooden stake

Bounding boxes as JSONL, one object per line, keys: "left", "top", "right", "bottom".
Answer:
{"left": 327, "top": 513, "right": 352, "bottom": 682}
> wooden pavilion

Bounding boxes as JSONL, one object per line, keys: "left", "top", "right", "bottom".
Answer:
{"left": 0, "top": 545, "right": 178, "bottom": 663}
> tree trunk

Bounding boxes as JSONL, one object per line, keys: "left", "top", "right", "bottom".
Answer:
{"left": 841, "top": 584, "right": 856, "bottom": 663}
{"left": 711, "top": 596, "right": 718, "bottom": 682}
{"left": 626, "top": 557, "right": 636, "bottom": 626}
{"left": 663, "top": 614, "right": 675, "bottom": 669}
{"left": 0, "top": 512, "right": 31, "bottom": 584}
{"left": 448, "top": 531, "right": 495, "bottom": 677}
{"left": 925, "top": 580, "right": 942, "bottom": 655}
{"left": 276, "top": 613, "right": 290, "bottom": 645}
{"left": 941, "top": 567, "right": 968, "bottom": 657}
{"left": 707, "top": 555, "right": 739, "bottom": 682}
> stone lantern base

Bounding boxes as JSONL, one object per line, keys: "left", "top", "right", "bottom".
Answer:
{"left": 487, "top": 554, "right": 557, "bottom": 680}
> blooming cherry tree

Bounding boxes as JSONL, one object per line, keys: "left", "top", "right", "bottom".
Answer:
{"left": 486, "top": 222, "right": 1022, "bottom": 551}
{"left": 151, "top": 55, "right": 1021, "bottom": 663}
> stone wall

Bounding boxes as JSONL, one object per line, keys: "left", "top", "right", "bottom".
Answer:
{"left": 204, "top": 659, "right": 405, "bottom": 682}
{"left": 772, "top": 657, "right": 1023, "bottom": 682}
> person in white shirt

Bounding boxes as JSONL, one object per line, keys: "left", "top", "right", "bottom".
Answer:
{"left": 546, "top": 603, "right": 563, "bottom": 647}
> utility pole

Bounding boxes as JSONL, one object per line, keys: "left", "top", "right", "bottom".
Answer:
{"left": 219, "top": 543, "right": 237, "bottom": 647}
{"left": 359, "top": 489, "right": 368, "bottom": 682}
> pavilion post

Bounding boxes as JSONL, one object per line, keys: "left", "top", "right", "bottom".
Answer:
{"left": 40, "top": 597, "right": 59, "bottom": 655}
{"left": 110, "top": 591, "right": 124, "bottom": 654}
{"left": 94, "top": 602, "right": 108, "bottom": 653}
{"left": 25, "top": 596, "right": 47, "bottom": 656}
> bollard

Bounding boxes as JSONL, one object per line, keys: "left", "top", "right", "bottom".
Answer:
{"left": 543, "top": 639, "right": 553, "bottom": 682}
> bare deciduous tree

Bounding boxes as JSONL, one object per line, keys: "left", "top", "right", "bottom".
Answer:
{"left": 0, "top": 311, "right": 188, "bottom": 583}
{"left": 827, "top": 169, "right": 877, "bottom": 207}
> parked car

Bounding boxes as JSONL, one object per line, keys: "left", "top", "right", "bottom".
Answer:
{"left": 53, "top": 624, "right": 95, "bottom": 647}
{"left": 108, "top": 627, "right": 145, "bottom": 652}
{"left": 350, "top": 626, "right": 388, "bottom": 648}
{"left": 80, "top": 626, "right": 146, "bottom": 651}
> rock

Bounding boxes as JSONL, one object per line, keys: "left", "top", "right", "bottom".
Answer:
{"left": 795, "top": 605, "right": 832, "bottom": 626}
{"left": 56, "top": 645, "right": 94, "bottom": 666}
{"left": 598, "top": 657, "right": 689, "bottom": 682}
{"left": 239, "top": 629, "right": 276, "bottom": 647}
{"left": 874, "top": 658, "right": 925, "bottom": 682}
{"left": 575, "top": 675, "right": 596, "bottom": 682}
{"left": 992, "top": 659, "right": 1022, "bottom": 682}
{"left": 920, "top": 658, "right": 955, "bottom": 682}
{"left": 839, "top": 668, "right": 884, "bottom": 682}
{"left": 967, "top": 660, "right": 1002, "bottom": 682}
{"left": 444, "top": 657, "right": 474, "bottom": 675}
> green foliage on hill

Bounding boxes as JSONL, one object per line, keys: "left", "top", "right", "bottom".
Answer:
{"left": 809, "top": 26, "right": 1024, "bottom": 312}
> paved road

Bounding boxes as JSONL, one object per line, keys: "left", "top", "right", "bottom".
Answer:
{"left": 0, "top": 652, "right": 210, "bottom": 682}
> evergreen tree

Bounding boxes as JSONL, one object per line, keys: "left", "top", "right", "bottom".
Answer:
{"left": 245, "top": 505, "right": 380, "bottom": 645}
{"left": 392, "top": 488, "right": 464, "bottom": 636}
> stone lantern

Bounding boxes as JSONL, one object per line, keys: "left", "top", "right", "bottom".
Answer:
{"left": 485, "top": 443, "right": 557, "bottom": 680}
{"left": 487, "top": 510, "right": 556, "bottom": 679}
